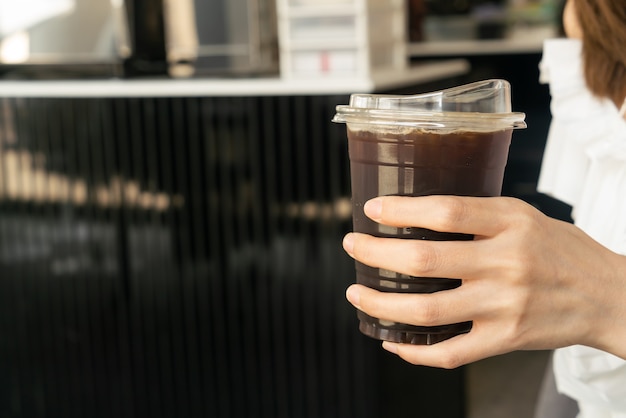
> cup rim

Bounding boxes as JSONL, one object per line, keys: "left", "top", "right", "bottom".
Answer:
{"left": 332, "top": 107, "right": 527, "bottom": 131}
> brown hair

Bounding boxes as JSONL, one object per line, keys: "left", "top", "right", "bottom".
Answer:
{"left": 575, "top": 0, "right": 626, "bottom": 106}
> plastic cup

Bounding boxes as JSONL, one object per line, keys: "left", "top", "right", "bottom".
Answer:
{"left": 332, "top": 79, "right": 526, "bottom": 345}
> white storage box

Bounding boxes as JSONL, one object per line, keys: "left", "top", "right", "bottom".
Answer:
{"left": 276, "top": 0, "right": 408, "bottom": 79}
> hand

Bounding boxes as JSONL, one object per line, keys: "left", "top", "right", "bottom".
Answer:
{"left": 342, "top": 195, "right": 626, "bottom": 368}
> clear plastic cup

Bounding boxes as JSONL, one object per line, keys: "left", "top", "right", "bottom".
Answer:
{"left": 333, "top": 79, "right": 526, "bottom": 345}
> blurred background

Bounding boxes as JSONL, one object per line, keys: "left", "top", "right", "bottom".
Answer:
{"left": 0, "top": 1, "right": 569, "bottom": 417}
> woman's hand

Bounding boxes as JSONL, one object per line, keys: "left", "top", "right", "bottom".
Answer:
{"left": 342, "top": 195, "right": 626, "bottom": 368}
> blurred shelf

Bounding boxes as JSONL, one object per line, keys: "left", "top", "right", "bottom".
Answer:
{"left": 409, "top": 38, "right": 546, "bottom": 57}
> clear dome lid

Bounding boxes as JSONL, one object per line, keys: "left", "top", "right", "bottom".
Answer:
{"left": 332, "top": 79, "right": 527, "bottom": 131}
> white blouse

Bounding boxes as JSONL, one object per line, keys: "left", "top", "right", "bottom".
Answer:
{"left": 538, "top": 38, "right": 626, "bottom": 417}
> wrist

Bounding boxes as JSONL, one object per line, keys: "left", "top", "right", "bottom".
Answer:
{"left": 591, "top": 252, "right": 626, "bottom": 360}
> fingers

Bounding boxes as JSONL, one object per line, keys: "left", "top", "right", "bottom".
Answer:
{"left": 363, "top": 195, "right": 524, "bottom": 237}
{"left": 381, "top": 321, "right": 511, "bottom": 369}
{"left": 346, "top": 283, "right": 501, "bottom": 328}
{"left": 337, "top": 286, "right": 515, "bottom": 368}
{"left": 343, "top": 232, "right": 495, "bottom": 279}
{"left": 345, "top": 283, "right": 522, "bottom": 368}
{"left": 341, "top": 195, "right": 548, "bottom": 368}
{"left": 344, "top": 196, "right": 538, "bottom": 279}
{"left": 346, "top": 284, "right": 485, "bottom": 328}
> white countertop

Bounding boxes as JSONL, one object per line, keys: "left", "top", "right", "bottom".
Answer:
{"left": 0, "top": 60, "right": 470, "bottom": 98}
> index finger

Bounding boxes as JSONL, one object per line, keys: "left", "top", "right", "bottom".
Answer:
{"left": 364, "top": 195, "right": 525, "bottom": 237}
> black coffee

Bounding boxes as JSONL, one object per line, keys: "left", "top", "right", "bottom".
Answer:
{"left": 347, "top": 126, "right": 513, "bottom": 344}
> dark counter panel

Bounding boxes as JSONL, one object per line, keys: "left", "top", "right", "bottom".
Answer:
{"left": 0, "top": 96, "right": 465, "bottom": 418}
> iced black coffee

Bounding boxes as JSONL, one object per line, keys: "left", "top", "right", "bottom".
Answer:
{"left": 333, "top": 80, "right": 527, "bottom": 345}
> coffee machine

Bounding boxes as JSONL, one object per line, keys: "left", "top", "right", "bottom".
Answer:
{"left": 0, "top": 0, "right": 132, "bottom": 78}
{"left": 0, "top": 0, "right": 278, "bottom": 79}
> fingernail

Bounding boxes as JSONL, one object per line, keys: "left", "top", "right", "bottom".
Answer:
{"left": 343, "top": 233, "right": 355, "bottom": 255}
{"left": 345, "top": 285, "right": 361, "bottom": 308}
{"left": 382, "top": 341, "right": 398, "bottom": 355}
{"left": 364, "top": 198, "right": 382, "bottom": 221}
